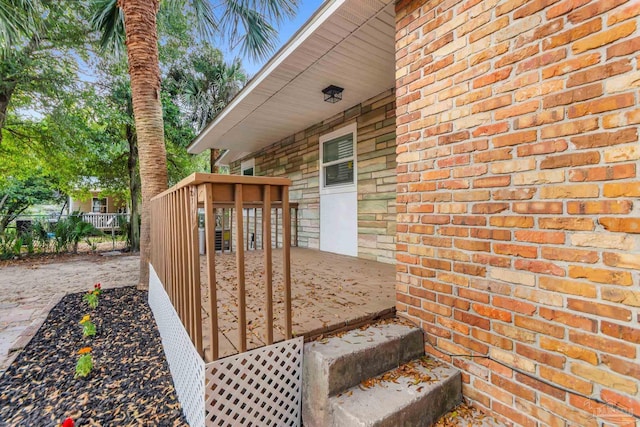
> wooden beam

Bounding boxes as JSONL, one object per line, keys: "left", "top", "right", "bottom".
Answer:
{"left": 235, "top": 185, "right": 246, "bottom": 352}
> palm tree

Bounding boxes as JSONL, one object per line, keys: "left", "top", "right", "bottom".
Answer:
{"left": 92, "top": 0, "right": 297, "bottom": 288}
{"left": 166, "top": 46, "right": 247, "bottom": 171}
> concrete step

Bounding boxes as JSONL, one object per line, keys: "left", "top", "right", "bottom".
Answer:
{"left": 329, "top": 357, "right": 462, "bottom": 427}
{"left": 302, "top": 322, "right": 426, "bottom": 427}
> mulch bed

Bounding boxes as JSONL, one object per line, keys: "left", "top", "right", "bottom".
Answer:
{"left": 0, "top": 287, "right": 187, "bottom": 426}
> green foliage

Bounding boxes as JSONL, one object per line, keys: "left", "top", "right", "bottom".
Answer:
{"left": 82, "top": 321, "right": 96, "bottom": 338}
{"left": 83, "top": 292, "right": 99, "bottom": 309}
{"left": 54, "top": 213, "right": 102, "bottom": 254}
{"left": 0, "top": 173, "right": 59, "bottom": 232}
{"left": 74, "top": 353, "right": 93, "bottom": 378}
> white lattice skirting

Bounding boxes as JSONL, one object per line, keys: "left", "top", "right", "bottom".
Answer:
{"left": 149, "top": 265, "right": 205, "bottom": 427}
{"left": 149, "top": 265, "right": 303, "bottom": 427}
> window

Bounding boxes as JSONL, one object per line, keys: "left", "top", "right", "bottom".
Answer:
{"left": 241, "top": 158, "right": 255, "bottom": 176}
{"left": 92, "top": 198, "right": 107, "bottom": 213}
{"left": 320, "top": 124, "right": 356, "bottom": 190}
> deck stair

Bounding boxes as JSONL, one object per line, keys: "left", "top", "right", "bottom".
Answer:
{"left": 302, "top": 321, "right": 462, "bottom": 427}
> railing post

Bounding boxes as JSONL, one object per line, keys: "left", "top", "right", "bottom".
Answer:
{"left": 263, "top": 185, "right": 273, "bottom": 345}
{"left": 189, "top": 186, "right": 203, "bottom": 356}
{"left": 235, "top": 184, "right": 246, "bottom": 352}
{"left": 203, "top": 184, "right": 218, "bottom": 361}
{"left": 282, "top": 188, "right": 292, "bottom": 340}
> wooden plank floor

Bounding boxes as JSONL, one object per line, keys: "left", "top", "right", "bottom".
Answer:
{"left": 199, "top": 247, "right": 396, "bottom": 360}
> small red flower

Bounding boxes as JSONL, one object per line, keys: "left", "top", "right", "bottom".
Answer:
{"left": 61, "top": 417, "right": 74, "bottom": 427}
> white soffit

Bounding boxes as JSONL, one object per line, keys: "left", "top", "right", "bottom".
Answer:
{"left": 188, "top": 0, "right": 395, "bottom": 155}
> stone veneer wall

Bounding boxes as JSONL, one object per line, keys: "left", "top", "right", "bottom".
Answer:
{"left": 230, "top": 89, "right": 397, "bottom": 263}
{"left": 395, "top": 0, "right": 640, "bottom": 425}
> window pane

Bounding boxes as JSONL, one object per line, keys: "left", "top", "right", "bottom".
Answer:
{"left": 242, "top": 167, "right": 254, "bottom": 176}
{"left": 323, "top": 134, "right": 353, "bottom": 163}
{"left": 324, "top": 161, "right": 353, "bottom": 186}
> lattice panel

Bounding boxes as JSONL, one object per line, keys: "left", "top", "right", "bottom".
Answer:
{"left": 148, "top": 265, "right": 206, "bottom": 427}
{"left": 204, "top": 337, "right": 303, "bottom": 426}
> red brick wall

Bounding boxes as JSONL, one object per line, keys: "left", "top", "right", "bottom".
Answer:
{"left": 395, "top": 0, "right": 640, "bottom": 425}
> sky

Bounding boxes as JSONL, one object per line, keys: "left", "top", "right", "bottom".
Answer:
{"left": 228, "top": 0, "right": 325, "bottom": 76}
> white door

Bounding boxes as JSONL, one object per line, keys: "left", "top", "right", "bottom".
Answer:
{"left": 319, "top": 124, "right": 358, "bottom": 257}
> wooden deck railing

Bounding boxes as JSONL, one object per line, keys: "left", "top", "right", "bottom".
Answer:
{"left": 149, "top": 173, "right": 293, "bottom": 361}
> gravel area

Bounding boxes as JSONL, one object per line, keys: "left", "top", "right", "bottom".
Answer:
{"left": 0, "top": 287, "right": 186, "bottom": 426}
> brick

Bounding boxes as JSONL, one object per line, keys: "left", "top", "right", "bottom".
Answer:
{"left": 493, "top": 296, "right": 536, "bottom": 315}
{"left": 601, "top": 287, "right": 640, "bottom": 308}
{"left": 494, "top": 100, "right": 539, "bottom": 120}
{"left": 543, "top": 83, "right": 602, "bottom": 108}
{"left": 492, "top": 188, "right": 536, "bottom": 200}
{"left": 539, "top": 366, "right": 592, "bottom": 395}
{"left": 515, "top": 315, "right": 564, "bottom": 338}
{"left": 570, "top": 232, "right": 635, "bottom": 250}
{"left": 603, "top": 181, "right": 640, "bottom": 197}
{"left": 454, "top": 310, "right": 490, "bottom": 330}
{"left": 515, "top": 110, "right": 564, "bottom": 130}
{"left": 568, "top": 298, "right": 632, "bottom": 321}
{"left": 541, "top": 247, "right": 599, "bottom": 264}
{"left": 600, "top": 390, "right": 640, "bottom": 418}
{"left": 539, "top": 217, "right": 594, "bottom": 231}
{"left": 603, "top": 252, "right": 640, "bottom": 270}
{"left": 513, "top": 170, "right": 564, "bottom": 185}
{"left": 571, "top": 363, "right": 638, "bottom": 394}
{"left": 490, "top": 268, "right": 535, "bottom": 286}
{"left": 572, "top": 21, "right": 636, "bottom": 53}
{"left": 600, "top": 217, "right": 640, "bottom": 234}
{"left": 539, "top": 184, "right": 599, "bottom": 199}
{"left": 568, "top": 0, "right": 628, "bottom": 24}
{"left": 604, "top": 144, "right": 640, "bottom": 163}
{"left": 601, "top": 354, "right": 640, "bottom": 380}
{"left": 572, "top": 128, "right": 637, "bottom": 150}
{"left": 604, "top": 70, "right": 640, "bottom": 93}
{"left": 567, "top": 200, "right": 633, "bottom": 215}
{"left": 493, "top": 323, "right": 536, "bottom": 343}
{"left": 492, "top": 401, "right": 536, "bottom": 427}
{"left": 472, "top": 329, "right": 513, "bottom": 350}
{"left": 541, "top": 118, "right": 599, "bottom": 139}
{"left": 515, "top": 373, "right": 566, "bottom": 400}
{"left": 490, "top": 216, "right": 534, "bottom": 228}
{"left": 540, "top": 336, "right": 598, "bottom": 365}
{"left": 515, "top": 230, "right": 564, "bottom": 244}
{"left": 601, "top": 321, "right": 640, "bottom": 345}
{"left": 570, "top": 329, "right": 636, "bottom": 358}
{"left": 569, "top": 265, "right": 633, "bottom": 286}
{"left": 493, "top": 243, "right": 537, "bottom": 258}
{"left": 567, "top": 59, "right": 633, "bottom": 88}
{"left": 543, "top": 19, "right": 602, "bottom": 51}
{"left": 540, "top": 151, "right": 599, "bottom": 169}
{"left": 607, "top": 35, "right": 640, "bottom": 58}
{"left": 609, "top": 2, "right": 640, "bottom": 25}
{"left": 473, "top": 67, "right": 512, "bottom": 89}
{"left": 492, "top": 130, "right": 537, "bottom": 148}
{"left": 473, "top": 176, "right": 510, "bottom": 188}
{"left": 568, "top": 93, "right": 636, "bottom": 119}
{"left": 546, "top": 0, "right": 590, "bottom": 19}
{"left": 539, "top": 307, "right": 597, "bottom": 332}
{"left": 513, "top": 202, "right": 563, "bottom": 214}
{"left": 473, "top": 303, "right": 512, "bottom": 322}
{"left": 490, "top": 347, "right": 536, "bottom": 373}
{"left": 568, "top": 164, "right": 636, "bottom": 182}
{"left": 515, "top": 259, "right": 565, "bottom": 276}
{"left": 516, "top": 343, "right": 565, "bottom": 369}
{"left": 539, "top": 276, "right": 597, "bottom": 297}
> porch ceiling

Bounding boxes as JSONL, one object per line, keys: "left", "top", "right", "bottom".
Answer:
{"left": 187, "top": 0, "right": 396, "bottom": 158}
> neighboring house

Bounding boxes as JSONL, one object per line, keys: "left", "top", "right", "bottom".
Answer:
{"left": 68, "top": 191, "right": 128, "bottom": 229}
{"left": 188, "top": 0, "right": 640, "bottom": 425}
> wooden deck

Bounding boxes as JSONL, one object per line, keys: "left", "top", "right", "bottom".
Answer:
{"left": 199, "top": 247, "right": 396, "bottom": 359}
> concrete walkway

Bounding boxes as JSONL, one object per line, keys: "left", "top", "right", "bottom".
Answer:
{"left": 0, "top": 254, "right": 139, "bottom": 372}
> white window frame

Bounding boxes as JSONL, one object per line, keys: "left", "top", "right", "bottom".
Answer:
{"left": 92, "top": 197, "right": 107, "bottom": 213}
{"left": 319, "top": 123, "right": 357, "bottom": 195}
{"left": 241, "top": 158, "right": 255, "bottom": 176}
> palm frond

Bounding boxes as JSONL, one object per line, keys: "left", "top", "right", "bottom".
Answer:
{"left": 0, "top": 0, "right": 41, "bottom": 58}
{"left": 89, "top": 0, "right": 125, "bottom": 59}
{"left": 219, "top": 0, "right": 279, "bottom": 61}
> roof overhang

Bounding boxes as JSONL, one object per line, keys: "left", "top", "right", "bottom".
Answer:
{"left": 188, "top": 0, "right": 395, "bottom": 158}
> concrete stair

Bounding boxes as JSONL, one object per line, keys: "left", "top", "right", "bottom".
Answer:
{"left": 302, "top": 322, "right": 462, "bottom": 427}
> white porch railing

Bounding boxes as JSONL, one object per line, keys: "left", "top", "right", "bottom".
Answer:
{"left": 80, "top": 213, "right": 127, "bottom": 229}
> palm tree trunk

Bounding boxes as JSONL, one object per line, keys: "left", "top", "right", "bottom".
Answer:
{"left": 127, "top": 123, "right": 141, "bottom": 251}
{"left": 119, "top": 0, "right": 168, "bottom": 290}
{"left": 0, "top": 82, "right": 17, "bottom": 145}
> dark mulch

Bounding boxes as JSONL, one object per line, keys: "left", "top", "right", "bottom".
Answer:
{"left": 0, "top": 287, "right": 187, "bottom": 426}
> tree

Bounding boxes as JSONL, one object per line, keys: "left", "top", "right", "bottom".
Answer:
{"left": 0, "top": 1, "right": 89, "bottom": 145}
{"left": 0, "top": 173, "right": 60, "bottom": 232}
{"left": 93, "top": 0, "right": 297, "bottom": 288}
{"left": 166, "top": 45, "right": 246, "bottom": 172}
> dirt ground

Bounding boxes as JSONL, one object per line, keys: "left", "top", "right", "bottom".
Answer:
{"left": 0, "top": 253, "right": 139, "bottom": 371}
